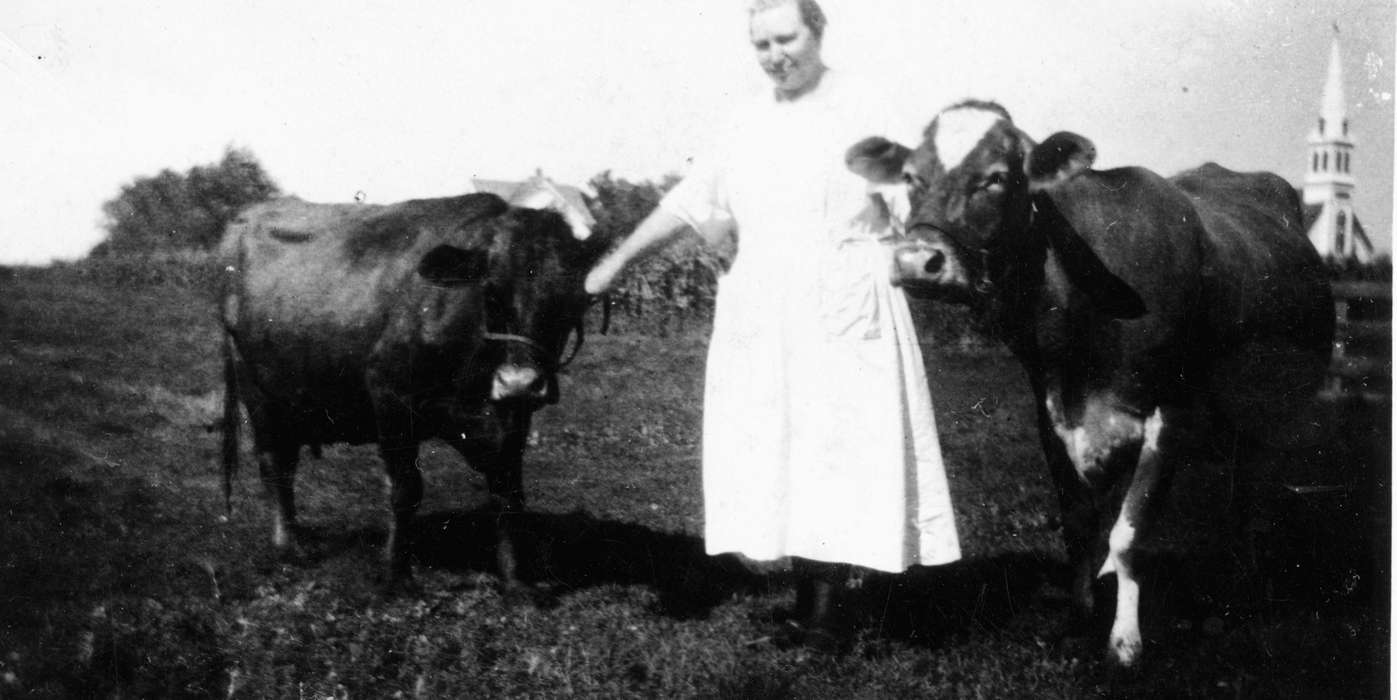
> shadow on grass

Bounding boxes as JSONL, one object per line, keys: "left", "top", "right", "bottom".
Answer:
{"left": 279, "top": 395, "right": 1387, "bottom": 668}
{"left": 294, "top": 505, "right": 1069, "bottom": 634}
{"left": 292, "top": 481, "right": 1385, "bottom": 647}
{"left": 407, "top": 508, "right": 767, "bottom": 617}
{"left": 416, "top": 507, "right": 1072, "bottom": 644}
{"left": 855, "top": 553, "right": 1066, "bottom": 648}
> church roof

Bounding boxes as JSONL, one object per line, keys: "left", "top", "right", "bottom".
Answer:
{"left": 468, "top": 172, "right": 597, "bottom": 239}
{"left": 1299, "top": 198, "right": 1374, "bottom": 256}
{"left": 1310, "top": 29, "right": 1352, "bottom": 143}
{"left": 469, "top": 178, "right": 525, "bottom": 199}
{"left": 469, "top": 175, "right": 593, "bottom": 219}
{"left": 1320, "top": 33, "right": 1347, "bottom": 138}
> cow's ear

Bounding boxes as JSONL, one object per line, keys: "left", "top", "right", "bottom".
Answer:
{"left": 1030, "top": 192, "right": 1146, "bottom": 319}
{"left": 418, "top": 244, "right": 490, "bottom": 286}
{"left": 1026, "top": 131, "right": 1096, "bottom": 191}
{"left": 845, "top": 136, "right": 912, "bottom": 184}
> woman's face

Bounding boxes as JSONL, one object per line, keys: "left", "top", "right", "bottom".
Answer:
{"left": 749, "top": 3, "right": 824, "bottom": 97}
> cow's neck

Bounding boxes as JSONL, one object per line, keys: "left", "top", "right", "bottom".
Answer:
{"left": 978, "top": 202, "right": 1049, "bottom": 354}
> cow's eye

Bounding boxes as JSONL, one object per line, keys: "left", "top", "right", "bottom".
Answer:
{"left": 902, "top": 171, "right": 927, "bottom": 191}
{"left": 979, "top": 171, "right": 1009, "bottom": 192}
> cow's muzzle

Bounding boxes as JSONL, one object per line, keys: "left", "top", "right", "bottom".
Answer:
{"left": 479, "top": 327, "right": 580, "bottom": 405}
{"left": 893, "top": 240, "right": 947, "bottom": 278}
{"left": 491, "top": 363, "right": 551, "bottom": 402}
{"left": 889, "top": 232, "right": 962, "bottom": 299}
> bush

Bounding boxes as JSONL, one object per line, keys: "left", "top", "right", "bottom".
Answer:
{"left": 95, "top": 147, "right": 279, "bottom": 256}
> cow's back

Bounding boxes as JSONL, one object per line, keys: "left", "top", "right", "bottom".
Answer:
{"left": 221, "top": 194, "right": 507, "bottom": 335}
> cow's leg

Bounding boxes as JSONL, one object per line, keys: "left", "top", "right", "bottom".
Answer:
{"left": 485, "top": 411, "right": 531, "bottom": 588}
{"left": 446, "top": 406, "right": 531, "bottom": 590}
{"left": 1098, "top": 406, "right": 1177, "bottom": 667}
{"left": 379, "top": 439, "right": 422, "bottom": 582}
{"left": 255, "top": 437, "right": 300, "bottom": 553}
{"left": 1035, "top": 389, "right": 1100, "bottom": 619}
{"left": 232, "top": 356, "right": 302, "bottom": 554}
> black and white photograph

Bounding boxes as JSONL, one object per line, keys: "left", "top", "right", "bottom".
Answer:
{"left": 1, "top": 0, "right": 1391, "bottom": 696}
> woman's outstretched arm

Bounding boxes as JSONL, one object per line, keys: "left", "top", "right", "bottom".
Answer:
{"left": 584, "top": 208, "right": 693, "bottom": 295}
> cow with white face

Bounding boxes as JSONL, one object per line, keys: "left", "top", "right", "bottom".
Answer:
{"left": 848, "top": 100, "right": 1333, "bottom": 666}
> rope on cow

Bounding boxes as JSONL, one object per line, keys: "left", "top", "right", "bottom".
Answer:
{"left": 481, "top": 328, "right": 585, "bottom": 371}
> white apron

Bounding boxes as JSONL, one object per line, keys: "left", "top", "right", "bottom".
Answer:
{"left": 660, "top": 70, "right": 960, "bottom": 572}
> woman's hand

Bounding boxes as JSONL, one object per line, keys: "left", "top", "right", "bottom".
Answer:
{"left": 585, "top": 254, "right": 627, "bottom": 295}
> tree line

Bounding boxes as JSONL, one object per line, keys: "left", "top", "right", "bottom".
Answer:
{"left": 90, "top": 150, "right": 730, "bottom": 334}
{"left": 88, "top": 149, "right": 1389, "bottom": 340}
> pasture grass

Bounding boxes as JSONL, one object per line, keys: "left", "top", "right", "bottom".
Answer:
{"left": 0, "top": 266, "right": 1388, "bottom": 698}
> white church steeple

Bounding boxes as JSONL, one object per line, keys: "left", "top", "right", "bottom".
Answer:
{"left": 1303, "top": 24, "right": 1371, "bottom": 262}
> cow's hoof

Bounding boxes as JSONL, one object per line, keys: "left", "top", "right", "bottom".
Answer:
{"left": 273, "top": 541, "right": 307, "bottom": 564}
{"left": 271, "top": 519, "right": 299, "bottom": 550}
{"left": 1106, "top": 634, "right": 1144, "bottom": 669}
{"left": 770, "top": 620, "right": 851, "bottom": 656}
{"left": 381, "top": 572, "right": 421, "bottom": 597}
{"left": 770, "top": 620, "right": 808, "bottom": 650}
{"left": 499, "top": 581, "right": 545, "bottom": 606}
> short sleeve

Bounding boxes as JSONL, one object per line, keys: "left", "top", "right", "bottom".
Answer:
{"left": 871, "top": 182, "right": 910, "bottom": 236}
{"left": 861, "top": 93, "right": 917, "bottom": 237}
{"left": 660, "top": 155, "right": 735, "bottom": 246}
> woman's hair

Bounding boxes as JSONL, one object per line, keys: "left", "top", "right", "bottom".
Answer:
{"left": 748, "top": 0, "right": 828, "bottom": 40}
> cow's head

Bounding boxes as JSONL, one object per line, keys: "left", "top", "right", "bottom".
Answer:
{"left": 846, "top": 100, "right": 1100, "bottom": 304}
{"left": 417, "top": 206, "right": 611, "bottom": 405}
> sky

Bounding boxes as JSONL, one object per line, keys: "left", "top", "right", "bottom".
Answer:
{"left": 2, "top": 0, "right": 1393, "bottom": 265}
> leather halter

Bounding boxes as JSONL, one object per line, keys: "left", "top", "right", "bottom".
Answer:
{"left": 481, "top": 325, "right": 582, "bottom": 373}
{"left": 480, "top": 294, "right": 609, "bottom": 373}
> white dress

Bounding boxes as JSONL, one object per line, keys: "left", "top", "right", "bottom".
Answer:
{"left": 660, "top": 70, "right": 961, "bottom": 573}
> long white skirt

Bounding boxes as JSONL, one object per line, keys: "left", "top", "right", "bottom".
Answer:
{"left": 700, "top": 240, "right": 961, "bottom": 573}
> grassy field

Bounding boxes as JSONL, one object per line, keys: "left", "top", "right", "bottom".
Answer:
{"left": 0, "top": 266, "right": 1388, "bottom": 698}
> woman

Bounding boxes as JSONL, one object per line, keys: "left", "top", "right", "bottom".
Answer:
{"left": 585, "top": 0, "right": 960, "bottom": 649}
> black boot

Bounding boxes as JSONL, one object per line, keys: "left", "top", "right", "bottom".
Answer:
{"left": 773, "top": 561, "right": 852, "bottom": 654}
{"left": 791, "top": 575, "right": 815, "bottom": 622}
{"left": 801, "top": 577, "right": 851, "bottom": 654}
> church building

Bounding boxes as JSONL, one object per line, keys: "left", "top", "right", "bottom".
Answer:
{"left": 1301, "top": 28, "right": 1375, "bottom": 263}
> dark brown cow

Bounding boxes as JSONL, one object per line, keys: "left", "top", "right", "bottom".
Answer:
{"left": 847, "top": 100, "right": 1333, "bottom": 666}
{"left": 218, "top": 192, "right": 609, "bottom": 585}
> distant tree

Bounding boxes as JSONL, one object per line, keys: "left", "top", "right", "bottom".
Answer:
{"left": 95, "top": 147, "right": 280, "bottom": 256}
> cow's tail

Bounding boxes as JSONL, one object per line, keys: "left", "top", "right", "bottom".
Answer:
{"left": 220, "top": 331, "right": 240, "bottom": 517}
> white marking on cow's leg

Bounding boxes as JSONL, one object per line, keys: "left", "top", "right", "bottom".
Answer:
{"left": 257, "top": 446, "right": 298, "bottom": 551}
{"left": 1099, "top": 407, "right": 1170, "bottom": 667}
{"left": 1044, "top": 394, "right": 1082, "bottom": 473}
{"left": 1142, "top": 408, "right": 1163, "bottom": 453}
{"left": 271, "top": 512, "right": 291, "bottom": 549}
{"left": 933, "top": 108, "right": 1004, "bottom": 170}
{"left": 1098, "top": 513, "right": 1141, "bottom": 665}
{"left": 1068, "top": 426, "right": 1094, "bottom": 479}
{"left": 380, "top": 442, "right": 423, "bottom": 581}
{"left": 1109, "top": 548, "right": 1143, "bottom": 666}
